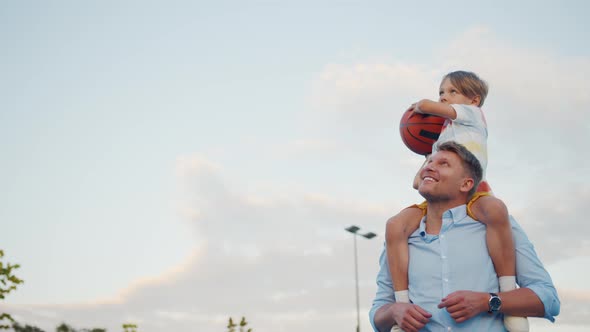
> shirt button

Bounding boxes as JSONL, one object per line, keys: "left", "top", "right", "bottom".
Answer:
{"left": 447, "top": 327, "right": 452, "bottom": 331}
{"left": 440, "top": 235, "right": 445, "bottom": 239}
{"left": 444, "top": 278, "right": 449, "bottom": 282}
{"left": 441, "top": 255, "right": 447, "bottom": 259}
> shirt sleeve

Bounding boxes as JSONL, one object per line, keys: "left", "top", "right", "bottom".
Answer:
{"left": 511, "top": 216, "right": 561, "bottom": 321}
{"left": 450, "top": 104, "right": 480, "bottom": 126}
{"left": 369, "top": 244, "right": 395, "bottom": 332}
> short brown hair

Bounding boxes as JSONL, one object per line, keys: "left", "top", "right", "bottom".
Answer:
{"left": 443, "top": 71, "right": 489, "bottom": 107}
{"left": 436, "top": 141, "right": 483, "bottom": 197}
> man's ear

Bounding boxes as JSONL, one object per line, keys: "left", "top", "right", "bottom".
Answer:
{"left": 460, "top": 178, "right": 475, "bottom": 193}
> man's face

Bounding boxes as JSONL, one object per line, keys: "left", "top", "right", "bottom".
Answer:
{"left": 418, "top": 150, "right": 472, "bottom": 202}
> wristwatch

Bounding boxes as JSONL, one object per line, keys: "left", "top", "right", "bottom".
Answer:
{"left": 488, "top": 293, "right": 502, "bottom": 313}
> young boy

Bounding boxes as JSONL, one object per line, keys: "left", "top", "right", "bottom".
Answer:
{"left": 386, "top": 71, "right": 529, "bottom": 332}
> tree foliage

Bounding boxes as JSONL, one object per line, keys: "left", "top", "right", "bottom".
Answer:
{"left": 0, "top": 250, "right": 24, "bottom": 330}
{"left": 227, "top": 317, "right": 252, "bottom": 332}
{"left": 122, "top": 323, "right": 137, "bottom": 332}
{"left": 12, "top": 321, "right": 106, "bottom": 332}
{"left": 55, "top": 323, "right": 106, "bottom": 332}
{"left": 11, "top": 322, "right": 45, "bottom": 332}
{"left": 56, "top": 323, "right": 74, "bottom": 332}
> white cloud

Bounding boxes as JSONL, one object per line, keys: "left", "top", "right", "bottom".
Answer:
{"left": 304, "top": 25, "right": 590, "bottom": 263}
{"left": 6, "top": 27, "right": 590, "bottom": 332}
{"left": 269, "top": 289, "right": 309, "bottom": 302}
{"left": 7, "top": 150, "right": 587, "bottom": 331}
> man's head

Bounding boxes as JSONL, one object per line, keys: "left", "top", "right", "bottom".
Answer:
{"left": 418, "top": 141, "right": 483, "bottom": 202}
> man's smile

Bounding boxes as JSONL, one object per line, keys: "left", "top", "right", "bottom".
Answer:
{"left": 422, "top": 176, "right": 437, "bottom": 183}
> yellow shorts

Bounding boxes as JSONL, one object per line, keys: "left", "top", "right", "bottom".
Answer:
{"left": 410, "top": 191, "right": 491, "bottom": 220}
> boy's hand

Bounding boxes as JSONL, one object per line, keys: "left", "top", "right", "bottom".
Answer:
{"left": 408, "top": 102, "right": 423, "bottom": 114}
{"left": 414, "top": 99, "right": 434, "bottom": 113}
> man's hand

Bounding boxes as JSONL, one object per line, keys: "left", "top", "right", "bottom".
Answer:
{"left": 437, "top": 291, "right": 488, "bottom": 323}
{"left": 390, "top": 302, "right": 432, "bottom": 332}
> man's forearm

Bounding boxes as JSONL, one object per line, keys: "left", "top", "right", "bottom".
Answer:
{"left": 373, "top": 304, "right": 395, "bottom": 332}
{"left": 499, "top": 287, "right": 545, "bottom": 317}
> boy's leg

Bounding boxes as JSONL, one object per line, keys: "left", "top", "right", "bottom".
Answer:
{"left": 386, "top": 206, "right": 424, "bottom": 332}
{"left": 471, "top": 196, "right": 529, "bottom": 332}
{"left": 471, "top": 196, "right": 515, "bottom": 277}
{"left": 385, "top": 207, "right": 424, "bottom": 300}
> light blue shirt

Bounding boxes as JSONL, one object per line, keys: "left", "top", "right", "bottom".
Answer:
{"left": 369, "top": 205, "right": 560, "bottom": 331}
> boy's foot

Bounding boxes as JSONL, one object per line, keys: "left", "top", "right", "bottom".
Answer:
{"left": 498, "top": 276, "right": 529, "bottom": 331}
{"left": 392, "top": 290, "right": 410, "bottom": 332}
{"left": 504, "top": 315, "right": 529, "bottom": 332}
{"left": 391, "top": 325, "right": 403, "bottom": 332}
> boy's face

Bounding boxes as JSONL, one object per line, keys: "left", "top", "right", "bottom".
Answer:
{"left": 439, "top": 78, "right": 479, "bottom": 106}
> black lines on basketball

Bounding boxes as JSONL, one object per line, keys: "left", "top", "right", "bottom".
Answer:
{"left": 399, "top": 109, "right": 445, "bottom": 155}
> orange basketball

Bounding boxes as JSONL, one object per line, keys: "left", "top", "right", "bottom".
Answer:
{"left": 399, "top": 109, "right": 446, "bottom": 155}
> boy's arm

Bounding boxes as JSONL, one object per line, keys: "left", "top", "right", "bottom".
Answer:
{"left": 414, "top": 99, "right": 457, "bottom": 120}
{"left": 413, "top": 157, "right": 429, "bottom": 189}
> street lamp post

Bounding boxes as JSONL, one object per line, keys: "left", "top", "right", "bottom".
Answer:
{"left": 345, "top": 225, "right": 377, "bottom": 332}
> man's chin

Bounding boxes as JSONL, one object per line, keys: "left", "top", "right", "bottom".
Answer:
{"left": 418, "top": 188, "right": 433, "bottom": 200}
{"left": 419, "top": 188, "right": 452, "bottom": 203}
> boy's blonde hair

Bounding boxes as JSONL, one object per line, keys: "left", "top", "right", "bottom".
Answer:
{"left": 443, "top": 71, "right": 489, "bottom": 107}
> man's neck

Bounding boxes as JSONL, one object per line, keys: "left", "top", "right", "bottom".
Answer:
{"left": 424, "top": 199, "right": 467, "bottom": 234}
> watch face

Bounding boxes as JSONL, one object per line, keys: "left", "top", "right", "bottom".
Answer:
{"left": 490, "top": 296, "right": 501, "bottom": 311}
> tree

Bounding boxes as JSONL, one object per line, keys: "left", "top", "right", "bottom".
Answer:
{"left": 226, "top": 317, "right": 252, "bottom": 332}
{"left": 55, "top": 323, "right": 106, "bottom": 332}
{"left": 227, "top": 318, "right": 236, "bottom": 332}
{"left": 0, "top": 250, "right": 24, "bottom": 329}
{"left": 11, "top": 322, "right": 45, "bottom": 332}
{"left": 122, "top": 323, "right": 137, "bottom": 332}
{"left": 10, "top": 319, "right": 105, "bottom": 332}
{"left": 56, "top": 323, "right": 75, "bottom": 332}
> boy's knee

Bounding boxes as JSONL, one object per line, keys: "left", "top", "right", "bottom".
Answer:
{"left": 476, "top": 196, "right": 509, "bottom": 225}
{"left": 386, "top": 208, "right": 422, "bottom": 240}
{"left": 386, "top": 214, "right": 405, "bottom": 237}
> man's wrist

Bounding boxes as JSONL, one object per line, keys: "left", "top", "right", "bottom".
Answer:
{"left": 487, "top": 292, "right": 502, "bottom": 313}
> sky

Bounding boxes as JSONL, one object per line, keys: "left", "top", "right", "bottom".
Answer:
{"left": 1, "top": 0, "right": 589, "bottom": 331}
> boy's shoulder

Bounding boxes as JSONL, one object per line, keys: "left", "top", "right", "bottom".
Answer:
{"left": 451, "top": 104, "right": 482, "bottom": 112}
{"left": 450, "top": 104, "right": 485, "bottom": 123}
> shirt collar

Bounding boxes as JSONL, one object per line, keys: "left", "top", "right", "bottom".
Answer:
{"left": 418, "top": 204, "right": 468, "bottom": 242}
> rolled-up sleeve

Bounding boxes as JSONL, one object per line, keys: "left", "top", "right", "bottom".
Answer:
{"left": 369, "top": 244, "right": 395, "bottom": 332}
{"left": 511, "top": 216, "right": 561, "bottom": 321}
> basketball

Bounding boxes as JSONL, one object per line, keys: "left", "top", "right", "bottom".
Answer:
{"left": 399, "top": 109, "right": 446, "bottom": 155}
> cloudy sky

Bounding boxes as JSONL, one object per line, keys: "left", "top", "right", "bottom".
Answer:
{"left": 2, "top": 1, "right": 589, "bottom": 331}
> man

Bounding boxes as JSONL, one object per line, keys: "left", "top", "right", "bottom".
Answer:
{"left": 370, "top": 141, "right": 560, "bottom": 331}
